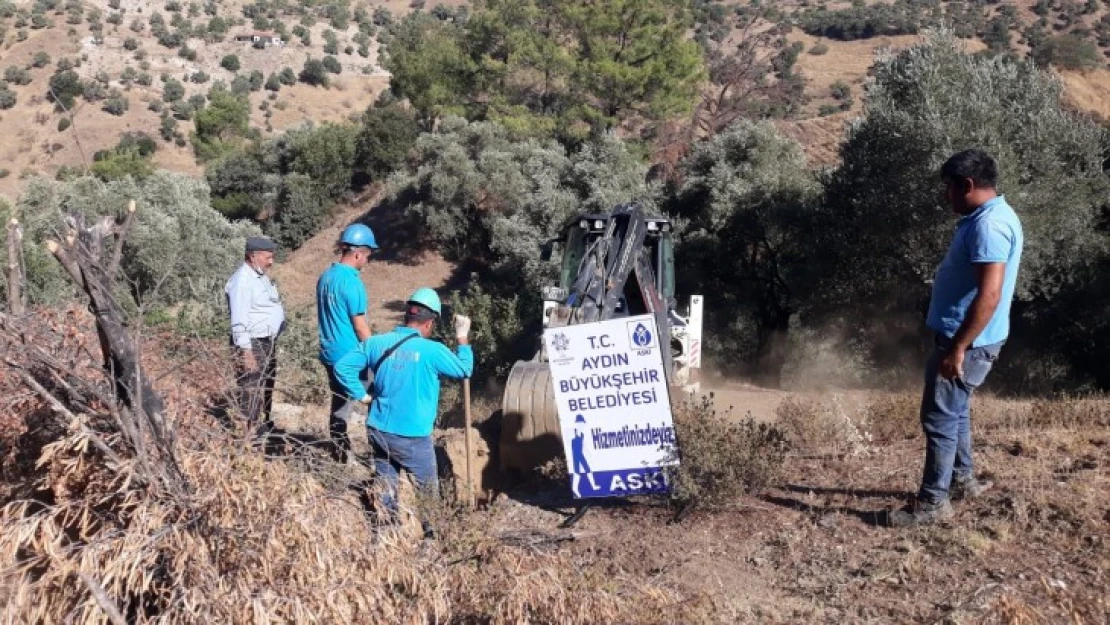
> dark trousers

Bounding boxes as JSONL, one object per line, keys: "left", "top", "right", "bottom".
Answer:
{"left": 234, "top": 336, "right": 278, "bottom": 434}
{"left": 326, "top": 365, "right": 369, "bottom": 462}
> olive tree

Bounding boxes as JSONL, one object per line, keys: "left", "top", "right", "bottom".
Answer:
{"left": 16, "top": 171, "right": 261, "bottom": 314}
{"left": 666, "top": 119, "right": 820, "bottom": 385}
{"left": 812, "top": 28, "right": 1110, "bottom": 390}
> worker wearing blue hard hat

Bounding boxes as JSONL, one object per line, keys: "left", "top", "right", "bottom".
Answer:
{"left": 334, "top": 287, "right": 473, "bottom": 538}
{"left": 316, "top": 222, "right": 379, "bottom": 463}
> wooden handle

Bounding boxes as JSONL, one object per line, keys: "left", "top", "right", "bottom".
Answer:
{"left": 463, "top": 378, "right": 474, "bottom": 509}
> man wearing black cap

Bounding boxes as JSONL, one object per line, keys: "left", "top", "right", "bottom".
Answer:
{"left": 224, "top": 235, "right": 285, "bottom": 438}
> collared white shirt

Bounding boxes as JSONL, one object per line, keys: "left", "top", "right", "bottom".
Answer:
{"left": 224, "top": 262, "right": 285, "bottom": 349}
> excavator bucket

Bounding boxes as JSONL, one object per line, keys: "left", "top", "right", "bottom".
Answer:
{"left": 499, "top": 360, "right": 564, "bottom": 472}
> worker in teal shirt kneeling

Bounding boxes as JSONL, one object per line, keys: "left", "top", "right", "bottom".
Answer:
{"left": 334, "top": 287, "right": 473, "bottom": 537}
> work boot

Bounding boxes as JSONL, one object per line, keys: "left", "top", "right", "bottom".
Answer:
{"left": 888, "top": 498, "right": 954, "bottom": 527}
{"left": 951, "top": 475, "right": 993, "bottom": 501}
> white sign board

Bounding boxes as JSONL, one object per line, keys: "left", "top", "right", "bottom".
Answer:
{"left": 543, "top": 314, "right": 679, "bottom": 499}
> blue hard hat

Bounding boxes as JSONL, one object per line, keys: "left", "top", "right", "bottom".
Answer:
{"left": 340, "top": 223, "right": 378, "bottom": 249}
{"left": 406, "top": 287, "right": 442, "bottom": 316}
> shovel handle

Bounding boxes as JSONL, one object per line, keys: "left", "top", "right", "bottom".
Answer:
{"left": 463, "top": 377, "right": 474, "bottom": 508}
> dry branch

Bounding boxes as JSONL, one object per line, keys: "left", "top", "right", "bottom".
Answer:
{"left": 78, "top": 573, "right": 128, "bottom": 625}
{"left": 5, "top": 218, "right": 23, "bottom": 316}
{"left": 43, "top": 204, "right": 185, "bottom": 493}
{"left": 6, "top": 360, "right": 125, "bottom": 469}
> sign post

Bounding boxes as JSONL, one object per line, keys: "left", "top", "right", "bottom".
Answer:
{"left": 543, "top": 313, "right": 680, "bottom": 517}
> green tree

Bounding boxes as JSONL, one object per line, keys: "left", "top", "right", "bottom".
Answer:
{"left": 91, "top": 145, "right": 154, "bottom": 180}
{"left": 16, "top": 171, "right": 261, "bottom": 311}
{"left": 381, "top": 12, "right": 472, "bottom": 126}
{"left": 162, "top": 77, "right": 185, "bottom": 101}
{"left": 813, "top": 29, "right": 1110, "bottom": 390}
{"left": 557, "top": 0, "right": 704, "bottom": 129}
{"left": 355, "top": 96, "right": 420, "bottom": 181}
{"left": 206, "top": 147, "right": 269, "bottom": 220}
{"left": 386, "top": 115, "right": 652, "bottom": 382}
{"left": 268, "top": 173, "right": 327, "bottom": 250}
{"left": 384, "top": 0, "right": 705, "bottom": 137}
{"left": 1032, "top": 33, "right": 1101, "bottom": 70}
{"left": 47, "top": 69, "right": 83, "bottom": 109}
{"left": 220, "top": 54, "right": 240, "bottom": 71}
{"left": 298, "top": 58, "right": 329, "bottom": 86}
{"left": 288, "top": 122, "right": 358, "bottom": 199}
{"left": 667, "top": 119, "right": 820, "bottom": 384}
{"left": 192, "top": 87, "right": 250, "bottom": 161}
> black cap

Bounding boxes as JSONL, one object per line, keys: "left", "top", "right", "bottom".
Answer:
{"left": 245, "top": 236, "right": 277, "bottom": 253}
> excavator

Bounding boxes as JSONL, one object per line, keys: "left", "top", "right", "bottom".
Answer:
{"left": 499, "top": 203, "right": 704, "bottom": 473}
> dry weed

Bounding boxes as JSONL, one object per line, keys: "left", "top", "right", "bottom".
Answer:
{"left": 665, "top": 396, "right": 790, "bottom": 507}
{"left": 1, "top": 426, "right": 695, "bottom": 624}
{"left": 775, "top": 395, "right": 874, "bottom": 457}
{"left": 861, "top": 391, "right": 919, "bottom": 442}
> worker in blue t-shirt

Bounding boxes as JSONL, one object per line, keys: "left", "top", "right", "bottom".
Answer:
{"left": 334, "top": 287, "right": 473, "bottom": 537}
{"left": 890, "top": 149, "right": 1023, "bottom": 528}
{"left": 316, "top": 223, "right": 378, "bottom": 463}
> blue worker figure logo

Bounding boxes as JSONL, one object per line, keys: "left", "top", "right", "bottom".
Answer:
{"left": 570, "top": 414, "right": 600, "bottom": 497}
{"left": 632, "top": 323, "right": 652, "bottom": 348}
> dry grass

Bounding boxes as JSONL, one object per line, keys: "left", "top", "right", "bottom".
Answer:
{"left": 0, "top": 425, "right": 700, "bottom": 624}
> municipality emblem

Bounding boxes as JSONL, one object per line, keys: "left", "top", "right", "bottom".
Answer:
{"left": 632, "top": 323, "right": 652, "bottom": 347}
{"left": 552, "top": 332, "right": 570, "bottom": 355}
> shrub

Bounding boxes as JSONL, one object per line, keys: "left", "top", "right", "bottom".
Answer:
{"left": 102, "top": 91, "right": 129, "bottom": 115}
{"left": 220, "top": 54, "right": 240, "bottom": 71}
{"left": 1033, "top": 33, "right": 1102, "bottom": 70}
{"left": 663, "top": 396, "right": 790, "bottom": 508}
{"left": 322, "top": 55, "right": 341, "bottom": 74}
{"left": 57, "top": 117, "right": 71, "bottom": 131}
{"left": 809, "top": 42, "right": 829, "bottom": 55}
{"left": 82, "top": 80, "right": 107, "bottom": 102}
{"left": 0, "top": 84, "right": 15, "bottom": 109}
{"left": 3, "top": 66, "right": 31, "bottom": 85}
{"left": 31, "top": 51, "right": 50, "bottom": 68}
{"left": 162, "top": 77, "right": 185, "bottom": 101}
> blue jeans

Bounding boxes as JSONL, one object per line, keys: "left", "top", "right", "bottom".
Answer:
{"left": 367, "top": 428, "right": 439, "bottom": 526}
{"left": 917, "top": 335, "right": 1003, "bottom": 504}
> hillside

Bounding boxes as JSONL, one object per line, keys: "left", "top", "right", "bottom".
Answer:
{"left": 2, "top": 1, "right": 1110, "bottom": 197}
{"left": 0, "top": 0, "right": 466, "bottom": 198}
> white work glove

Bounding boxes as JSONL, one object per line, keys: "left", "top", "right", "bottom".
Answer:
{"left": 454, "top": 314, "right": 471, "bottom": 341}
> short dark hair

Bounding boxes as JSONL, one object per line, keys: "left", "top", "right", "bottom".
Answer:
{"left": 404, "top": 303, "right": 438, "bottom": 325}
{"left": 940, "top": 149, "right": 998, "bottom": 189}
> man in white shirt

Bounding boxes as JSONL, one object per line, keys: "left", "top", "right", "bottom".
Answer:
{"left": 224, "top": 236, "right": 285, "bottom": 438}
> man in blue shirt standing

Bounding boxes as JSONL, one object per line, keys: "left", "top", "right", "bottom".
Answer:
{"left": 891, "top": 149, "right": 1023, "bottom": 527}
{"left": 316, "top": 223, "right": 378, "bottom": 463}
{"left": 335, "top": 287, "right": 473, "bottom": 537}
